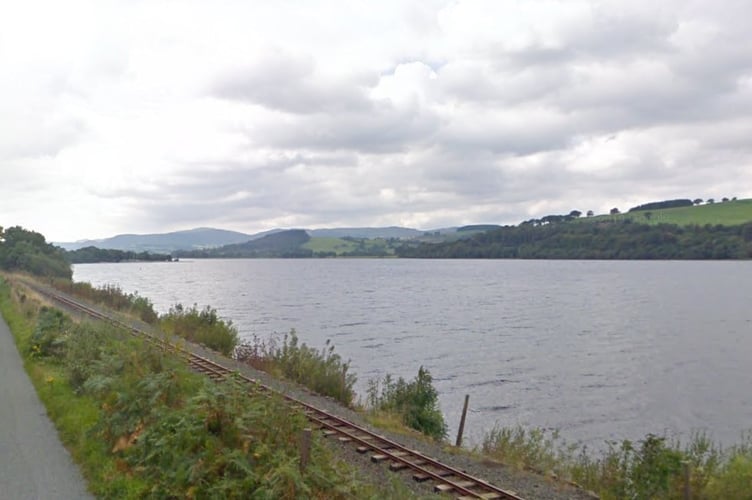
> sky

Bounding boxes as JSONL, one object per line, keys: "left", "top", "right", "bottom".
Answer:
{"left": 2, "top": 0, "right": 751, "bottom": 242}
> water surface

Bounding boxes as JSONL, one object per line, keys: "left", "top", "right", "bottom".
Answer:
{"left": 74, "top": 259, "right": 752, "bottom": 447}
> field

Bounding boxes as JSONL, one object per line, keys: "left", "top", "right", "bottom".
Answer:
{"left": 303, "top": 237, "right": 395, "bottom": 256}
{"left": 588, "top": 198, "right": 752, "bottom": 226}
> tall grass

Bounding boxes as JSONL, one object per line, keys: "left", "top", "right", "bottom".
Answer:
{"left": 159, "top": 303, "right": 239, "bottom": 356}
{"left": 51, "top": 278, "right": 158, "bottom": 324}
{"left": 366, "top": 367, "right": 448, "bottom": 441}
{"left": 0, "top": 277, "right": 408, "bottom": 499}
{"left": 480, "top": 425, "right": 752, "bottom": 499}
{"left": 235, "top": 330, "right": 357, "bottom": 406}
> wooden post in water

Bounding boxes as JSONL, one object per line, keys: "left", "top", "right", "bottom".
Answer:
{"left": 455, "top": 394, "right": 470, "bottom": 447}
{"left": 300, "top": 428, "right": 312, "bottom": 471}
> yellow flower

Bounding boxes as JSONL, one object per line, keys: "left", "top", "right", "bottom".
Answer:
{"left": 45, "top": 376, "right": 55, "bottom": 384}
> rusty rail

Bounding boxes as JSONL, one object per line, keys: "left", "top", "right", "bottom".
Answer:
{"left": 25, "top": 279, "right": 524, "bottom": 500}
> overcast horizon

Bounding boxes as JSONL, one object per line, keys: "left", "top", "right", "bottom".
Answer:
{"left": 2, "top": 1, "right": 751, "bottom": 242}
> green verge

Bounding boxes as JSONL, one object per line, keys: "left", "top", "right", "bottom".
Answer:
{"left": 0, "top": 277, "right": 417, "bottom": 499}
{"left": 0, "top": 278, "right": 141, "bottom": 496}
{"left": 479, "top": 425, "right": 752, "bottom": 499}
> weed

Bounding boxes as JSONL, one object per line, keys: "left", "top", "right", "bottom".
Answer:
{"left": 480, "top": 424, "right": 752, "bottom": 499}
{"left": 2, "top": 276, "right": 398, "bottom": 498}
{"left": 50, "top": 279, "right": 159, "bottom": 324}
{"left": 236, "top": 330, "right": 357, "bottom": 407}
{"left": 29, "top": 306, "right": 70, "bottom": 358}
{"left": 160, "top": 303, "right": 239, "bottom": 356}
{"left": 367, "top": 367, "right": 448, "bottom": 441}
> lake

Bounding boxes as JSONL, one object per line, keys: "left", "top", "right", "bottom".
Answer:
{"left": 73, "top": 259, "right": 752, "bottom": 448}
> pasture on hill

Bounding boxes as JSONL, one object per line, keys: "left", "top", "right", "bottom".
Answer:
{"left": 588, "top": 198, "right": 752, "bottom": 226}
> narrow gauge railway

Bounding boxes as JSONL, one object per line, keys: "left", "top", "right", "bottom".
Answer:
{"left": 24, "top": 280, "right": 524, "bottom": 500}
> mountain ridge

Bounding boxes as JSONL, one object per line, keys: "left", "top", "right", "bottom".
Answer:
{"left": 56, "top": 226, "right": 449, "bottom": 252}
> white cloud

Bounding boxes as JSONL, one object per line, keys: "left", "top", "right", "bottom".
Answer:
{"left": 1, "top": 0, "right": 751, "bottom": 241}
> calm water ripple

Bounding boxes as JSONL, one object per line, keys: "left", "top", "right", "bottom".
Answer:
{"left": 73, "top": 259, "right": 752, "bottom": 447}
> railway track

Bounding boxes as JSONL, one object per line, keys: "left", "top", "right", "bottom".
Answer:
{"left": 25, "top": 280, "right": 525, "bottom": 500}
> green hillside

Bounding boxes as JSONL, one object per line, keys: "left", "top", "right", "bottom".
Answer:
{"left": 589, "top": 199, "right": 752, "bottom": 226}
{"left": 303, "top": 237, "right": 394, "bottom": 256}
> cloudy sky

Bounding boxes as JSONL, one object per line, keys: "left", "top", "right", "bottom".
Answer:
{"left": 2, "top": 0, "right": 751, "bottom": 242}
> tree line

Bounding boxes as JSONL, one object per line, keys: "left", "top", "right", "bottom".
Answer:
{"left": 0, "top": 226, "right": 72, "bottom": 278}
{"left": 66, "top": 246, "right": 173, "bottom": 264}
{"left": 396, "top": 220, "right": 752, "bottom": 260}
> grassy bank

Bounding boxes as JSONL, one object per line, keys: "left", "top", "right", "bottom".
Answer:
{"left": 0, "top": 277, "right": 413, "bottom": 498}
{"left": 479, "top": 425, "right": 752, "bottom": 499}
{"left": 8, "top": 275, "right": 752, "bottom": 498}
{"left": 50, "top": 278, "right": 240, "bottom": 356}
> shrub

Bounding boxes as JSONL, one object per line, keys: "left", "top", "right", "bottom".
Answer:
{"left": 51, "top": 279, "right": 159, "bottom": 324}
{"left": 236, "top": 330, "right": 357, "bottom": 407}
{"left": 160, "top": 303, "right": 239, "bottom": 356}
{"left": 29, "top": 306, "right": 70, "bottom": 358}
{"left": 480, "top": 426, "right": 752, "bottom": 500}
{"left": 481, "top": 426, "right": 576, "bottom": 475}
{"left": 367, "top": 366, "right": 447, "bottom": 441}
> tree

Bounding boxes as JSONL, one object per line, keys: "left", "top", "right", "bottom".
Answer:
{"left": 569, "top": 210, "right": 582, "bottom": 218}
{"left": 610, "top": 207, "right": 620, "bottom": 215}
{"left": 693, "top": 198, "right": 703, "bottom": 205}
{"left": 586, "top": 210, "right": 594, "bottom": 217}
{"left": 0, "top": 226, "right": 72, "bottom": 278}
{"left": 707, "top": 198, "right": 715, "bottom": 204}
{"left": 722, "top": 197, "right": 729, "bottom": 203}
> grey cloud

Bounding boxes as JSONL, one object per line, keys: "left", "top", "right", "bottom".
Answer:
{"left": 212, "top": 51, "right": 373, "bottom": 114}
{"left": 255, "top": 101, "right": 440, "bottom": 153}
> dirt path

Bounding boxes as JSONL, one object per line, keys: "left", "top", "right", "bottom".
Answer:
{"left": 0, "top": 317, "right": 92, "bottom": 500}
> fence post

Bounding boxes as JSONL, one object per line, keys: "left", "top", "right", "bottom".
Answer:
{"left": 300, "top": 428, "right": 312, "bottom": 471}
{"left": 683, "top": 460, "right": 691, "bottom": 500}
{"left": 455, "top": 394, "right": 470, "bottom": 447}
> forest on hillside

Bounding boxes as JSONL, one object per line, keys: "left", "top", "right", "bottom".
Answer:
{"left": 396, "top": 220, "right": 752, "bottom": 260}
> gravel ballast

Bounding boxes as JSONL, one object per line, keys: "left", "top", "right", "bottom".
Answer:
{"left": 27, "top": 280, "right": 598, "bottom": 500}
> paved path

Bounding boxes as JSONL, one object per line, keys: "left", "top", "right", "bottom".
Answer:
{"left": 0, "top": 317, "right": 92, "bottom": 499}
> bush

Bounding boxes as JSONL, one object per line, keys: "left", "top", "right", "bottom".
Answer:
{"left": 160, "top": 303, "right": 239, "bottom": 356}
{"left": 481, "top": 426, "right": 576, "bottom": 475}
{"left": 367, "top": 366, "right": 447, "bottom": 441}
{"left": 480, "top": 426, "right": 752, "bottom": 500}
{"left": 236, "top": 330, "right": 357, "bottom": 407}
{"left": 51, "top": 280, "right": 159, "bottom": 324}
{"left": 29, "top": 306, "right": 70, "bottom": 358}
{"left": 0, "top": 287, "right": 387, "bottom": 499}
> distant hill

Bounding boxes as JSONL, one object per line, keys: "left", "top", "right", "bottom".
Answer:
{"left": 57, "top": 226, "right": 431, "bottom": 253}
{"left": 57, "top": 227, "right": 271, "bottom": 252}
{"left": 57, "top": 224, "right": 508, "bottom": 255}
{"left": 176, "top": 230, "right": 312, "bottom": 258}
{"left": 398, "top": 219, "right": 752, "bottom": 259}
{"left": 307, "top": 227, "right": 423, "bottom": 239}
{"left": 397, "top": 198, "right": 752, "bottom": 260}
{"left": 457, "top": 224, "right": 502, "bottom": 232}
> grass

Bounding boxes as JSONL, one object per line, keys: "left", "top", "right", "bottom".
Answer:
{"left": 235, "top": 330, "right": 357, "bottom": 406}
{"left": 303, "top": 237, "right": 396, "bottom": 256}
{"left": 0, "top": 276, "right": 417, "bottom": 499}
{"left": 50, "top": 278, "right": 159, "bottom": 324}
{"left": 587, "top": 198, "right": 752, "bottom": 227}
{"left": 366, "top": 368, "right": 448, "bottom": 441}
{"left": 160, "top": 303, "right": 239, "bottom": 356}
{"left": 0, "top": 278, "right": 148, "bottom": 496}
{"left": 303, "top": 237, "right": 360, "bottom": 254}
{"left": 14, "top": 273, "right": 752, "bottom": 498}
{"left": 479, "top": 425, "right": 752, "bottom": 499}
